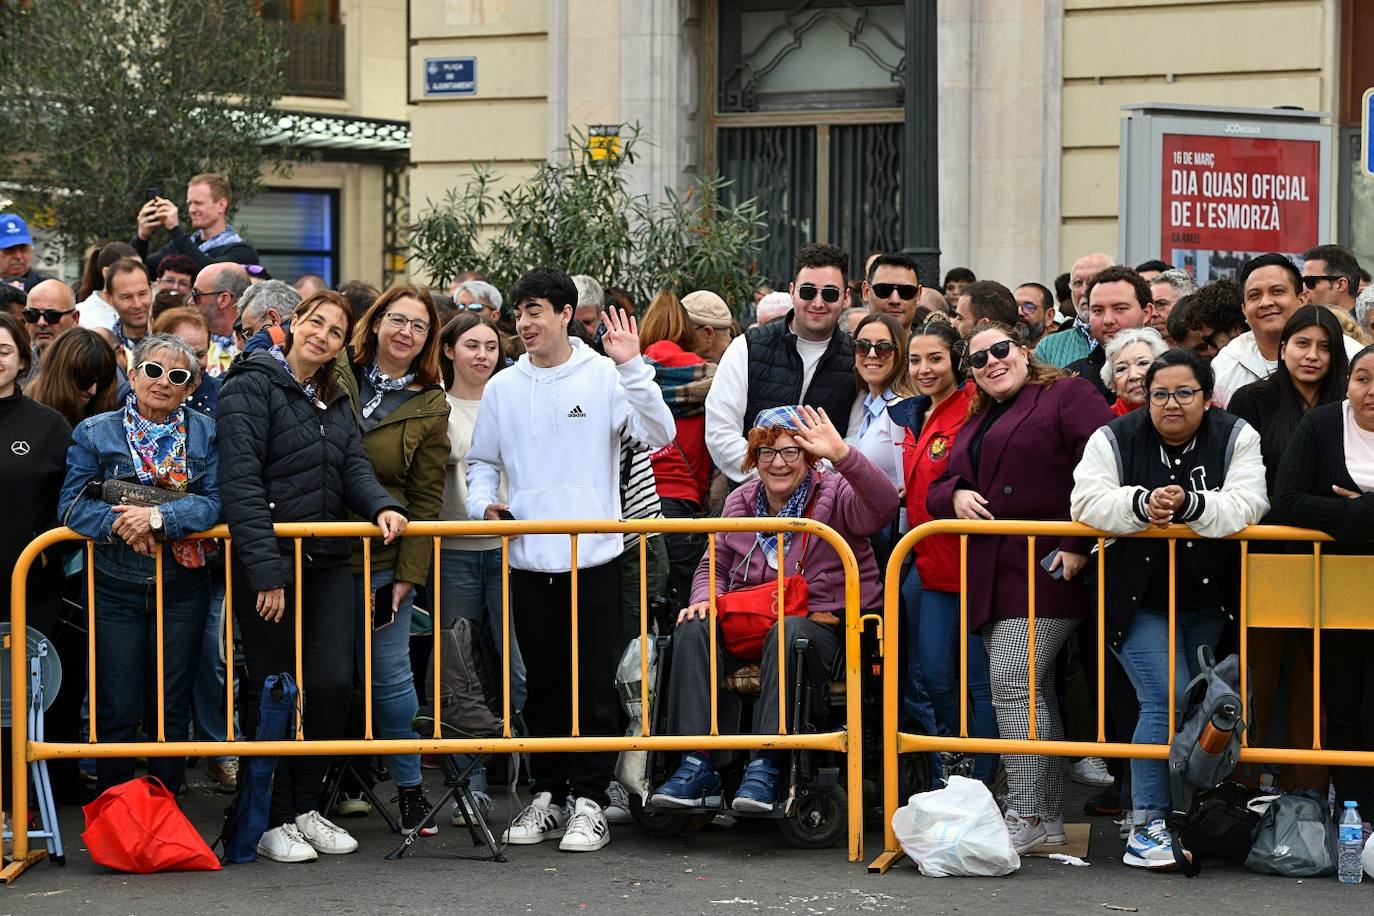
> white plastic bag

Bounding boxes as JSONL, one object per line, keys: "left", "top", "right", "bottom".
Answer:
{"left": 614, "top": 638, "right": 658, "bottom": 802}
{"left": 1363, "top": 831, "right": 1374, "bottom": 879}
{"left": 891, "top": 775, "right": 1020, "bottom": 877}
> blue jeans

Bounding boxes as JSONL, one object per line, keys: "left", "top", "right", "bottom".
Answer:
{"left": 353, "top": 568, "right": 421, "bottom": 787}
{"left": 190, "top": 573, "right": 235, "bottom": 761}
{"left": 1112, "top": 607, "right": 1225, "bottom": 825}
{"left": 902, "top": 566, "right": 999, "bottom": 784}
{"left": 433, "top": 548, "right": 526, "bottom": 713}
{"left": 93, "top": 572, "right": 210, "bottom": 794}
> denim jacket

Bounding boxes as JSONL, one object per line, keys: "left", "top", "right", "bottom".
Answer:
{"left": 58, "top": 407, "right": 222, "bottom": 585}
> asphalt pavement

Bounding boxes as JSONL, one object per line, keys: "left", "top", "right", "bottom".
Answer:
{"left": 5, "top": 767, "right": 1372, "bottom": 916}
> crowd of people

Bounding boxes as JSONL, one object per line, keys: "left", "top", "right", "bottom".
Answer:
{"left": 3, "top": 176, "right": 1374, "bottom": 870}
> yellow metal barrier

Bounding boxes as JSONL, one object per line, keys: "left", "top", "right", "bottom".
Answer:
{"left": 4, "top": 518, "right": 867, "bottom": 882}
{"left": 868, "top": 519, "right": 1374, "bottom": 875}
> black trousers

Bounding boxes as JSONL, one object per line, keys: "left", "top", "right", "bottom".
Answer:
{"left": 1323, "top": 630, "right": 1374, "bottom": 815}
{"left": 511, "top": 559, "right": 621, "bottom": 808}
{"left": 233, "top": 559, "right": 354, "bottom": 827}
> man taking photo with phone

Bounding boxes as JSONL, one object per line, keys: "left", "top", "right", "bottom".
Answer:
{"left": 132, "top": 173, "right": 260, "bottom": 275}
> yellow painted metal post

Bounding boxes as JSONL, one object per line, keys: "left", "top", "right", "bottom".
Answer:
{"left": 708, "top": 533, "right": 718, "bottom": 736}
{"left": 1239, "top": 540, "right": 1249, "bottom": 746}
{"left": 1312, "top": 542, "right": 1322, "bottom": 750}
{"left": 155, "top": 548, "right": 166, "bottom": 742}
{"left": 839, "top": 520, "right": 864, "bottom": 863}
{"left": 570, "top": 534, "right": 580, "bottom": 737}
{"left": 294, "top": 538, "right": 304, "bottom": 740}
{"left": 87, "top": 541, "right": 97, "bottom": 743}
{"left": 1167, "top": 538, "right": 1177, "bottom": 742}
{"left": 363, "top": 538, "right": 373, "bottom": 739}
{"left": 1097, "top": 538, "right": 1106, "bottom": 742}
{"left": 431, "top": 535, "right": 442, "bottom": 740}
{"left": 776, "top": 551, "right": 786, "bottom": 737}
{"left": 224, "top": 540, "right": 235, "bottom": 740}
{"left": 501, "top": 535, "right": 511, "bottom": 738}
{"left": 639, "top": 536, "right": 650, "bottom": 738}
{"left": 1026, "top": 536, "right": 1037, "bottom": 741}
{"left": 959, "top": 534, "right": 968, "bottom": 737}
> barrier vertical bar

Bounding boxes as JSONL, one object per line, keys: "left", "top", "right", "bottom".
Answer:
{"left": 9, "top": 539, "right": 31, "bottom": 869}
{"left": 839, "top": 520, "right": 865, "bottom": 863}
{"left": 639, "top": 534, "right": 650, "bottom": 738}
{"left": 959, "top": 534, "right": 968, "bottom": 738}
{"left": 1096, "top": 537, "right": 1106, "bottom": 742}
{"left": 154, "top": 547, "right": 166, "bottom": 741}
{"left": 777, "top": 539, "right": 787, "bottom": 737}
{"left": 570, "top": 534, "right": 580, "bottom": 738}
{"left": 501, "top": 535, "right": 511, "bottom": 738}
{"left": 878, "top": 531, "right": 904, "bottom": 867}
{"left": 1167, "top": 538, "right": 1177, "bottom": 742}
{"left": 1312, "top": 542, "right": 1322, "bottom": 750}
{"left": 1239, "top": 539, "right": 1249, "bottom": 746}
{"left": 362, "top": 538, "right": 373, "bottom": 740}
{"left": 224, "top": 539, "right": 235, "bottom": 740}
{"left": 1026, "top": 536, "right": 1037, "bottom": 741}
{"left": 708, "top": 533, "right": 718, "bottom": 737}
{"left": 294, "top": 538, "right": 304, "bottom": 740}
{"left": 431, "top": 535, "right": 442, "bottom": 740}
{"left": 87, "top": 540, "right": 97, "bottom": 743}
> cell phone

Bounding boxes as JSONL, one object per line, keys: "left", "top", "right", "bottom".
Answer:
{"left": 497, "top": 509, "right": 515, "bottom": 521}
{"left": 372, "top": 582, "right": 397, "bottom": 630}
{"left": 1039, "top": 549, "right": 1065, "bottom": 581}
{"left": 145, "top": 187, "right": 161, "bottom": 202}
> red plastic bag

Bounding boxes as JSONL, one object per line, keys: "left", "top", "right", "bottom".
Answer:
{"left": 82, "top": 776, "right": 221, "bottom": 873}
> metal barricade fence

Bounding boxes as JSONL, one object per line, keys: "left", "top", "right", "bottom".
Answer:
{"left": 868, "top": 519, "right": 1374, "bottom": 875}
{"left": 3, "top": 518, "right": 868, "bottom": 882}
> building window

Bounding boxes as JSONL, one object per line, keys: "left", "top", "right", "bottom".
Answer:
{"left": 235, "top": 188, "right": 339, "bottom": 286}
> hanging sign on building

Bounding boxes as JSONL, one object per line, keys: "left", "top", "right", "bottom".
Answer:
{"left": 424, "top": 57, "right": 477, "bottom": 97}
{"left": 1119, "top": 104, "right": 1332, "bottom": 282}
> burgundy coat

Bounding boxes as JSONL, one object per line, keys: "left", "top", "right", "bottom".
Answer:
{"left": 926, "top": 376, "right": 1114, "bottom": 631}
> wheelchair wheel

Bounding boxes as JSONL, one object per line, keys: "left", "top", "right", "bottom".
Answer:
{"left": 629, "top": 794, "right": 690, "bottom": 838}
{"left": 778, "top": 784, "right": 847, "bottom": 849}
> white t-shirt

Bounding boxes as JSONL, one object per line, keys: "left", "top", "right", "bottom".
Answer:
{"left": 1343, "top": 400, "right": 1374, "bottom": 493}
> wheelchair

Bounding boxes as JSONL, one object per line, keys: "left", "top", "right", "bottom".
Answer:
{"left": 629, "top": 631, "right": 852, "bottom": 849}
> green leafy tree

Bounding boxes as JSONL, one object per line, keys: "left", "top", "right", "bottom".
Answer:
{"left": 408, "top": 129, "right": 767, "bottom": 315}
{"left": 0, "top": 0, "right": 292, "bottom": 248}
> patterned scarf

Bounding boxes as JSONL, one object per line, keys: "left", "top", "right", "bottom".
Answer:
{"left": 753, "top": 471, "right": 813, "bottom": 570}
{"left": 122, "top": 394, "right": 204, "bottom": 568}
{"left": 268, "top": 344, "right": 319, "bottom": 403}
{"left": 194, "top": 225, "right": 244, "bottom": 253}
{"left": 645, "top": 357, "right": 716, "bottom": 418}
{"left": 361, "top": 361, "right": 415, "bottom": 419}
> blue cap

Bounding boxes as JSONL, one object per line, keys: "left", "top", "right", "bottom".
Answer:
{"left": 0, "top": 214, "right": 33, "bottom": 249}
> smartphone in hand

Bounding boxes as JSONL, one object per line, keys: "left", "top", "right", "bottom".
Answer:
{"left": 372, "top": 582, "right": 397, "bottom": 630}
{"left": 1039, "top": 549, "right": 1065, "bottom": 581}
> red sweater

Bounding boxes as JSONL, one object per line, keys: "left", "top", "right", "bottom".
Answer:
{"left": 644, "top": 340, "right": 712, "bottom": 504}
{"left": 901, "top": 383, "right": 973, "bottom": 593}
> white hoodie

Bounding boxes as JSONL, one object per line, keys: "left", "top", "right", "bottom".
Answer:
{"left": 465, "top": 338, "right": 676, "bottom": 572}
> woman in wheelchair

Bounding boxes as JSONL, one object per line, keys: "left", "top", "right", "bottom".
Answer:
{"left": 651, "top": 404, "right": 898, "bottom": 812}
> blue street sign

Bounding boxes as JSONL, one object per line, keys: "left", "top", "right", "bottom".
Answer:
{"left": 424, "top": 57, "right": 477, "bottom": 97}
{"left": 1364, "top": 88, "right": 1374, "bottom": 177}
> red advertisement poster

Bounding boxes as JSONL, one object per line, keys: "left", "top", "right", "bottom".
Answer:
{"left": 1160, "top": 133, "right": 1321, "bottom": 281}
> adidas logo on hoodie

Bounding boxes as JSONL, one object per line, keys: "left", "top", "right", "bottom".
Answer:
{"left": 567, "top": 405, "right": 586, "bottom": 418}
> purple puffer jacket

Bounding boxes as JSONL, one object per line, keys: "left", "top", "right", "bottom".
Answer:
{"left": 690, "top": 448, "right": 899, "bottom": 613}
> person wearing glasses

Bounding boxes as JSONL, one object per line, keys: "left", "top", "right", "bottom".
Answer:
{"left": 1072, "top": 348, "right": 1268, "bottom": 868}
{"left": 863, "top": 253, "right": 923, "bottom": 330}
{"left": 21, "top": 279, "right": 79, "bottom": 366}
{"left": 1212, "top": 253, "right": 1366, "bottom": 408}
{"left": 1300, "top": 244, "right": 1361, "bottom": 315}
{"left": 927, "top": 320, "right": 1114, "bottom": 854}
{"left": 190, "top": 262, "right": 250, "bottom": 378}
{"left": 1100, "top": 327, "right": 1169, "bottom": 417}
{"left": 58, "top": 333, "right": 222, "bottom": 796}
{"left": 236, "top": 280, "right": 303, "bottom": 356}
{"left": 1013, "top": 282, "right": 1058, "bottom": 346}
{"left": 705, "top": 243, "right": 857, "bottom": 484}
{"left": 335, "top": 283, "right": 450, "bottom": 836}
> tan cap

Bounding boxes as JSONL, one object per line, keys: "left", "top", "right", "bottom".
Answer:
{"left": 681, "top": 290, "right": 734, "bottom": 329}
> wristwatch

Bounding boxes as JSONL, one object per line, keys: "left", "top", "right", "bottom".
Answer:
{"left": 149, "top": 507, "right": 164, "bottom": 540}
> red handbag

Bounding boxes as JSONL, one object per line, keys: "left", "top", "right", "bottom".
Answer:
{"left": 715, "top": 489, "right": 816, "bottom": 660}
{"left": 82, "top": 776, "right": 222, "bottom": 873}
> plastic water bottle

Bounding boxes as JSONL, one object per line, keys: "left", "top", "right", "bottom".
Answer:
{"left": 1339, "top": 800, "right": 1363, "bottom": 884}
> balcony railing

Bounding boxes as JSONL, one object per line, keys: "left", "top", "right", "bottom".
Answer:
{"left": 277, "top": 20, "right": 345, "bottom": 99}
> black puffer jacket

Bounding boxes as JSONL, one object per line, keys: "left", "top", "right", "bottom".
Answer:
{"left": 216, "top": 350, "right": 401, "bottom": 592}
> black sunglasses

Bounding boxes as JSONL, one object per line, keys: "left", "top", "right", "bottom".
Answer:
{"left": 139, "top": 361, "right": 193, "bottom": 386}
{"left": 967, "top": 339, "right": 1015, "bottom": 370}
{"left": 797, "top": 283, "right": 843, "bottom": 304}
{"left": 853, "top": 338, "right": 897, "bottom": 356}
{"left": 1300, "top": 274, "right": 1342, "bottom": 289}
{"left": 870, "top": 283, "right": 919, "bottom": 300}
{"left": 22, "top": 307, "right": 73, "bottom": 325}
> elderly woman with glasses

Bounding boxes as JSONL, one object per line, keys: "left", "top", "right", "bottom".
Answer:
{"left": 651, "top": 405, "right": 898, "bottom": 814}
{"left": 58, "top": 333, "right": 222, "bottom": 795}
{"left": 1101, "top": 327, "right": 1169, "bottom": 416}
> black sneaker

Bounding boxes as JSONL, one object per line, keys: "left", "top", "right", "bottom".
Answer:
{"left": 397, "top": 785, "right": 438, "bottom": 837}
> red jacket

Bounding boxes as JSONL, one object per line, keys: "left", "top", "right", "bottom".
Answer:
{"left": 901, "top": 383, "right": 973, "bottom": 592}
{"left": 644, "top": 340, "right": 713, "bottom": 504}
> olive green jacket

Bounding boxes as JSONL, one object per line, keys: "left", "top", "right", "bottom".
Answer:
{"left": 336, "top": 356, "right": 451, "bottom": 585}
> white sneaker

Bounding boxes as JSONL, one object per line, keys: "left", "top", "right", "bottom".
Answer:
{"left": 502, "top": 791, "right": 569, "bottom": 845}
{"left": 1004, "top": 808, "right": 1048, "bottom": 854}
{"left": 1041, "top": 817, "right": 1067, "bottom": 845}
{"left": 294, "top": 810, "right": 359, "bottom": 854}
{"left": 257, "top": 822, "right": 319, "bottom": 863}
{"left": 1071, "top": 757, "right": 1114, "bottom": 787}
{"left": 558, "top": 797, "right": 611, "bottom": 852}
{"left": 451, "top": 790, "right": 494, "bottom": 827}
{"left": 603, "top": 781, "right": 633, "bottom": 824}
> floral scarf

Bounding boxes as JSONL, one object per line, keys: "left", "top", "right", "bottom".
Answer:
{"left": 753, "top": 471, "right": 813, "bottom": 570}
{"left": 122, "top": 394, "right": 204, "bottom": 568}
{"left": 361, "top": 361, "right": 415, "bottom": 419}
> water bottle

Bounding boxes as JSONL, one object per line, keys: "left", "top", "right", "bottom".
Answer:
{"left": 1338, "top": 800, "right": 1363, "bottom": 885}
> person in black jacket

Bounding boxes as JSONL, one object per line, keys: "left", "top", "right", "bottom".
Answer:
{"left": 132, "top": 174, "right": 259, "bottom": 275}
{"left": 216, "top": 290, "right": 407, "bottom": 864}
{"left": 1273, "top": 344, "right": 1374, "bottom": 820}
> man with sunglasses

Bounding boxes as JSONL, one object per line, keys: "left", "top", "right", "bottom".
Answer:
{"left": 23, "top": 279, "right": 79, "bottom": 362}
{"left": 706, "top": 243, "right": 856, "bottom": 483}
{"left": 1300, "top": 244, "right": 1361, "bottom": 314}
{"left": 191, "top": 262, "right": 249, "bottom": 378}
{"left": 863, "top": 252, "right": 923, "bottom": 329}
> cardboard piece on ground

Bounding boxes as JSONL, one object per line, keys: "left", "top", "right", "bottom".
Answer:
{"left": 1023, "top": 822, "right": 1091, "bottom": 859}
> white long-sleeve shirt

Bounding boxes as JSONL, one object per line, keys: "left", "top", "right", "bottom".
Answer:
{"left": 1211, "top": 330, "right": 1366, "bottom": 408}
